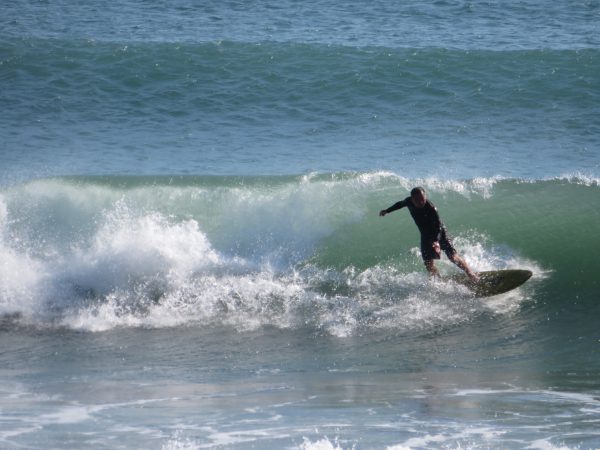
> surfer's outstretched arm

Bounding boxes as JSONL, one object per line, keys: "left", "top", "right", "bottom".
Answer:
{"left": 379, "top": 199, "right": 408, "bottom": 216}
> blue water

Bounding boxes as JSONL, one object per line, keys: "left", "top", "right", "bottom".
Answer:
{"left": 1, "top": 1, "right": 599, "bottom": 449}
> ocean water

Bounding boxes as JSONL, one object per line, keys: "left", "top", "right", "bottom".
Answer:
{"left": 1, "top": 1, "right": 599, "bottom": 449}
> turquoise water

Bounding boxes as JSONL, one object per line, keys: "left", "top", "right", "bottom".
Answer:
{"left": 1, "top": 1, "right": 600, "bottom": 449}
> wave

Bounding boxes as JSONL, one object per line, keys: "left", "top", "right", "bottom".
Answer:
{"left": 0, "top": 173, "right": 597, "bottom": 333}
{"left": 3, "top": 38, "right": 598, "bottom": 183}
{"left": 3, "top": 38, "right": 599, "bottom": 125}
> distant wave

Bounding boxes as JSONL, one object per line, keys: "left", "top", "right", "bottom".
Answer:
{"left": 3, "top": 37, "right": 599, "bottom": 181}
{"left": 3, "top": 38, "right": 598, "bottom": 128}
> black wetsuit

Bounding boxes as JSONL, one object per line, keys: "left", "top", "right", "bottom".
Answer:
{"left": 384, "top": 197, "right": 457, "bottom": 261}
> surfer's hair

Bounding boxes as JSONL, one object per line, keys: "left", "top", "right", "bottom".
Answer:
{"left": 410, "top": 186, "right": 426, "bottom": 197}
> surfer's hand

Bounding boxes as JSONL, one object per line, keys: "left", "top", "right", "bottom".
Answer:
{"left": 432, "top": 241, "right": 441, "bottom": 256}
{"left": 379, "top": 210, "right": 387, "bottom": 217}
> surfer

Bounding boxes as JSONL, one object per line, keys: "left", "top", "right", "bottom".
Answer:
{"left": 379, "top": 187, "right": 479, "bottom": 282}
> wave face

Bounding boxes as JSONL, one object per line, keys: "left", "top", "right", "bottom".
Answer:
{"left": 1, "top": 173, "right": 597, "bottom": 334}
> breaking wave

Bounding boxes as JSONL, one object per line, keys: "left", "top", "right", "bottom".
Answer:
{"left": 1, "top": 173, "right": 596, "bottom": 334}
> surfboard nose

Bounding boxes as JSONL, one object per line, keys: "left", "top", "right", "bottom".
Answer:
{"left": 452, "top": 269, "right": 533, "bottom": 297}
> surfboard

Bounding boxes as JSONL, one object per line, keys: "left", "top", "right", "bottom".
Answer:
{"left": 450, "top": 269, "right": 533, "bottom": 297}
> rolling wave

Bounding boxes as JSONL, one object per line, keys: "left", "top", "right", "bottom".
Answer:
{"left": 0, "top": 173, "right": 597, "bottom": 333}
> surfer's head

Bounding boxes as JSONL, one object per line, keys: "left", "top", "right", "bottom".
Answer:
{"left": 410, "top": 186, "right": 427, "bottom": 208}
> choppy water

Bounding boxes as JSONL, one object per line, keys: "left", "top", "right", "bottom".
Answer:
{"left": 1, "top": 0, "right": 599, "bottom": 448}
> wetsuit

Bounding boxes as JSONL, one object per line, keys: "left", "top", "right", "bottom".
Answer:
{"left": 384, "top": 197, "right": 457, "bottom": 261}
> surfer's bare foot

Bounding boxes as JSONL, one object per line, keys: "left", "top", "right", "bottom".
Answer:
{"left": 468, "top": 271, "right": 480, "bottom": 283}
{"left": 424, "top": 259, "right": 440, "bottom": 279}
{"left": 449, "top": 254, "right": 478, "bottom": 283}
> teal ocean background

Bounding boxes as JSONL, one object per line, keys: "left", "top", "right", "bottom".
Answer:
{"left": 1, "top": 1, "right": 599, "bottom": 449}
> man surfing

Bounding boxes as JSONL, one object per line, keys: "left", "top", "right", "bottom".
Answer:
{"left": 379, "top": 187, "right": 479, "bottom": 282}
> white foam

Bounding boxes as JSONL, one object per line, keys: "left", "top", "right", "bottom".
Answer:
{"left": 400, "top": 433, "right": 449, "bottom": 448}
{"left": 354, "top": 171, "right": 503, "bottom": 198}
{"left": 300, "top": 437, "right": 347, "bottom": 450}
{"left": 419, "top": 176, "right": 502, "bottom": 199}
{"left": 73, "top": 201, "right": 221, "bottom": 287}
{"left": 553, "top": 172, "right": 599, "bottom": 187}
{"left": 525, "top": 439, "right": 576, "bottom": 450}
{"left": 38, "top": 404, "right": 105, "bottom": 425}
{"left": 508, "top": 172, "right": 600, "bottom": 187}
{"left": 0, "top": 426, "right": 43, "bottom": 441}
{"left": 0, "top": 195, "right": 49, "bottom": 317}
{"left": 193, "top": 426, "right": 291, "bottom": 448}
{"left": 162, "top": 432, "right": 201, "bottom": 450}
{"left": 60, "top": 234, "right": 538, "bottom": 333}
